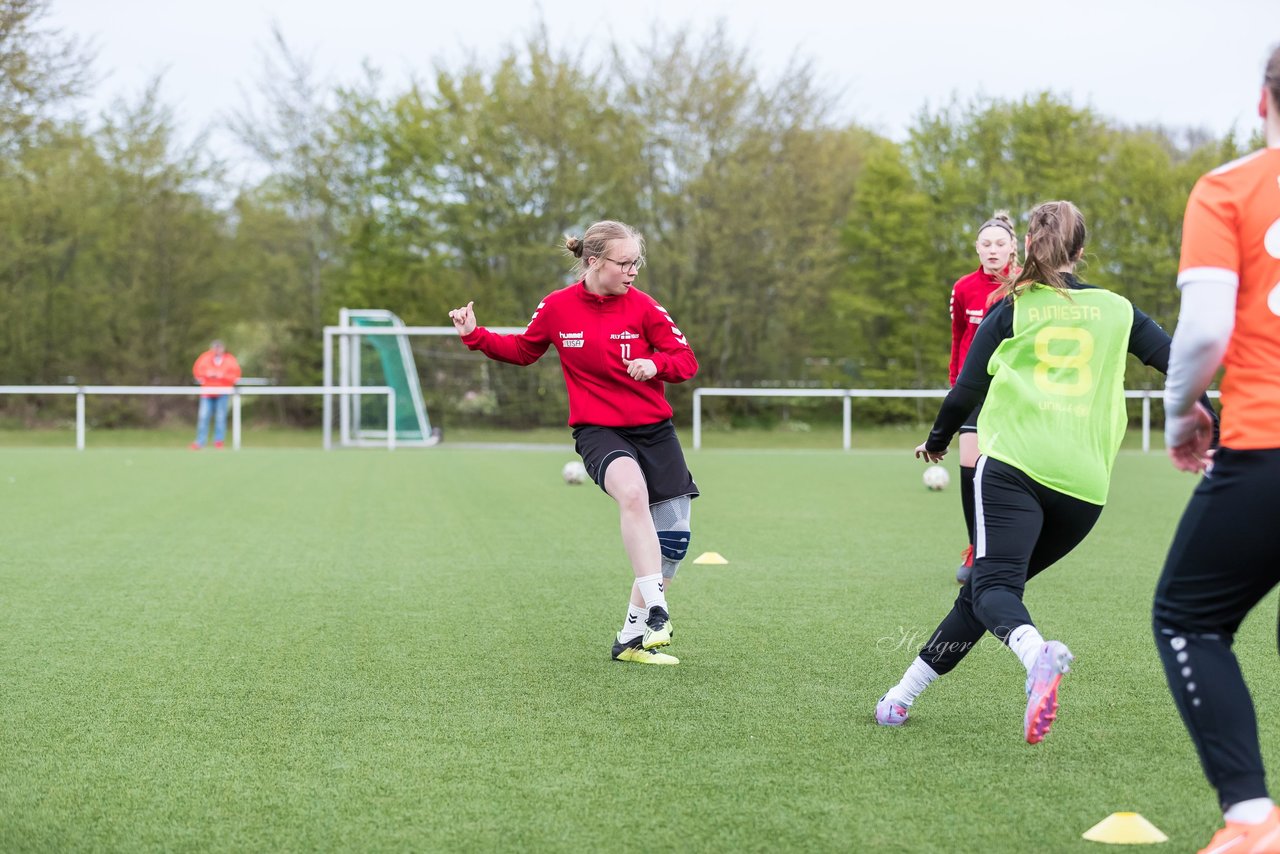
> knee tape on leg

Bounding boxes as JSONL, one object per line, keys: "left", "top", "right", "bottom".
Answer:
{"left": 657, "top": 527, "right": 691, "bottom": 562}
{"left": 651, "top": 496, "right": 692, "bottom": 575}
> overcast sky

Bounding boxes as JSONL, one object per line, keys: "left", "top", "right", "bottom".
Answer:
{"left": 48, "top": 0, "right": 1279, "bottom": 170}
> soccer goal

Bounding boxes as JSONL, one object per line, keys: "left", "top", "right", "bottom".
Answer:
{"left": 323, "top": 309, "right": 438, "bottom": 448}
{"left": 322, "top": 309, "right": 553, "bottom": 448}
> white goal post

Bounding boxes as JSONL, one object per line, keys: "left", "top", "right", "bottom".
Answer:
{"left": 321, "top": 314, "right": 526, "bottom": 450}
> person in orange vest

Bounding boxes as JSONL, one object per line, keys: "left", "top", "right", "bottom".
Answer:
{"left": 190, "top": 340, "right": 241, "bottom": 449}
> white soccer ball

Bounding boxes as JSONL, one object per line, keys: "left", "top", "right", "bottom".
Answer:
{"left": 923, "top": 464, "right": 950, "bottom": 491}
{"left": 562, "top": 460, "right": 588, "bottom": 485}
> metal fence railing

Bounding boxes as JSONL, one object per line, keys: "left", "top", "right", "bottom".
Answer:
{"left": 0, "top": 386, "right": 395, "bottom": 450}
{"left": 691, "top": 387, "right": 1220, "bottom": 452}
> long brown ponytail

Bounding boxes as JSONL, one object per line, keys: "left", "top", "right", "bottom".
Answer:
{"left": 993, "top": 201, "right": 1086, "bottom": 302}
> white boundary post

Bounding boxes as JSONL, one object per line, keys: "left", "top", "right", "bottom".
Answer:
{"left": 692, "top": 388, "right": 702, "bottom": 450}
{"left": 322, "top": 328, "right": 334, "bottom": 450}
{"left": 76, "top": 390, "right": 85, "bottom": 451}
{"left": 339, "top": 328, "right": 351, "bottom": 447}
{"left": 387, "top": 389, "right": 396, "bottom": 451}
{"left": 842, "top": 393, "right": 852, "bottom": 450}
{"left": 1141, "top": 391, "right": 1151, "bottom": 453}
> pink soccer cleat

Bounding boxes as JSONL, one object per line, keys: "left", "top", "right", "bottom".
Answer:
{"left": 875, "top": 694, "right": 909, "bottom": 727}
{"left": 1025, "top": 641, "right": 1073, "bottom": 744}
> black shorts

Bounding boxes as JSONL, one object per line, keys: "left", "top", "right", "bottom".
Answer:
{"left": 959, "top": 401, "right": 984, "bottom": 434}
{"left": 1153, "top": 447, "right": 1280, "bottom": 634}
{"left": 572, "top": 420, "right": 699, "bottom": 504}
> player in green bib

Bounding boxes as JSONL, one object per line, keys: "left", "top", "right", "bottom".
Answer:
{"left": 874, "top": 200, "right": 1215, "bottom": 744}
{"left": 980, "top": 284, "right": 1133, "bottom": 505}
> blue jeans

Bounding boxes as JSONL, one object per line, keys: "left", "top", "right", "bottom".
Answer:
{"left": 195, "top": 395, "right": 229, "bottom": 446}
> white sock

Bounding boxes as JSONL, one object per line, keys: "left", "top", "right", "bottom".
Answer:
{"left": 618, "top": 604, "right": 647, "bottom": 642}
{"left": 1225, "top": 797, "right": 1276, "bottom": 824}
{"left": 1007, "top": 624, "right": 1046, "bottom": 673}
{"left": 635, "top": 574, "right": 667, "bottom": 611}
{"left": 885, "top": 657, "right": 940, "bottom": 707}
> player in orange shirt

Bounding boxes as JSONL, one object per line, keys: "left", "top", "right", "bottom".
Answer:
{"left": 1154, "top": 44, "right": 1280, "bottom": 854}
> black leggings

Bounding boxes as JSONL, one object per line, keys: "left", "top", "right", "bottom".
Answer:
{"left": 919, "top": 456, "right": 1103, "bottom": 674}
{"left": 1153, "top": 447, "right": 1280, "bottom": 808}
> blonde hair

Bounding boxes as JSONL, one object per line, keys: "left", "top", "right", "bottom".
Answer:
{"left": 564, "top": 220, "right": 644, "bottom": 279}
{"left": 977, "top": 209, "right": 1018, "bottom": 269}
{"left": 994, "top": 201, "right": 1086, "bottom": 301}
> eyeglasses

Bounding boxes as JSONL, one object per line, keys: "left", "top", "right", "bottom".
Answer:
{"left": 603, "top": 256, "right": 645, "bottom": 273}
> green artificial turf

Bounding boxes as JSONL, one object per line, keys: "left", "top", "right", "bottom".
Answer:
{"left": 0, "top": 447, "right": 1273, "bottom": 852}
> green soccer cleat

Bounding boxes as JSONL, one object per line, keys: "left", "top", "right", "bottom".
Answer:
{"left": 612, "top": 635, "right": 679, "bottom": 665}
{"left": 642, "top": 605, "right": 673, "bottom": 649}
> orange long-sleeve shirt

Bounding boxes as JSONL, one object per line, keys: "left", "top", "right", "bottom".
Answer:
{"left": 192, "top": 350, "right": 241, "bottom": 397}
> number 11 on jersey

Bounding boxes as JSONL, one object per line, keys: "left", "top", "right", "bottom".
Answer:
{"left": 620, "top": 343, "right": 632, "bottom": 359}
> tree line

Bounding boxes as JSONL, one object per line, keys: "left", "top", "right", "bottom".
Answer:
{"left": 0, "top": 2, "right": 1250, "bottom": 427}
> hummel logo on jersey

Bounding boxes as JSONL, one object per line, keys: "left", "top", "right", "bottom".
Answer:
{"left": 560, "top": 331, "right": 585, "bottom": 348}
{"left": 653, "top": 304, "right": 689, "bottom": 344}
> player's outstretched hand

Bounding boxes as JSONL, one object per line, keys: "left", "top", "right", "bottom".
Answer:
{"left": 915, "top": 441, "right": 946, "bottom": 463}
{"left": 1167, "top": 403, "right": 1215, "bottom": 474}
{"left": 449, "top": 301, "right": 476, "bottom": 336}
{"left": 623, "top": 357, "right": 657, "bottom": 381}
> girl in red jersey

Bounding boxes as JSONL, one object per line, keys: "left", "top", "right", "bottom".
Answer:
{"left": 1154, "top": 45, "right": 1280, "bottom": 853}
{"left": 948, "top": 211, "right": 1018, "bottom": 583}
{"left": 449, "top": 220, "right": 699, "bottom": 665}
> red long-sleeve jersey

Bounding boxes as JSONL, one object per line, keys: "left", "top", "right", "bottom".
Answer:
{"left": 948, "top": 267, "right": 1004, "bottom": 385}
{"left": 461, "top": 281, "right": 698, "bottom": 427}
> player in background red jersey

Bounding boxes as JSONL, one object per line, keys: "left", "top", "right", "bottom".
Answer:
{"left": 947, "top": 211, "right": 1018, "bottom": 583}
{"left": 1154, "top": 44, "right": 1280, "bottom": 854}
{"left": 449, "top": 220, "right": 699, "bottom": 665}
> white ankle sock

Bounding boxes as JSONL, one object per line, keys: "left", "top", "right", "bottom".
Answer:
{"left": 1225, "top": 797, "right": 1276, "bottom": 823}
{"left": 885, "top": 657, "right": 940, "bottom": 707}
{"left": 635, "top": 574, "right": 667, "bottom": 611}
{"left": 618, "top": 604, "right": 647, "bottom": 642}
{"left": 1007, "top": 624, "right": 1046, "bottom": 673}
